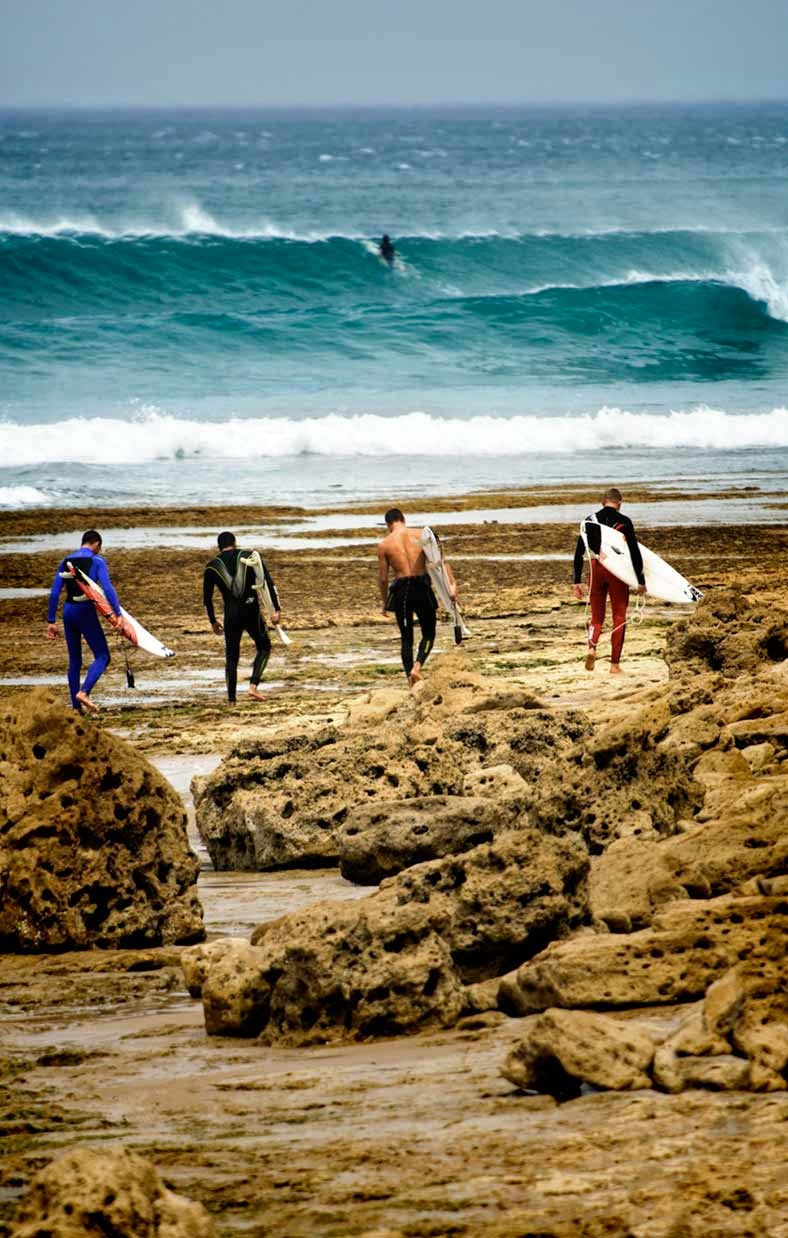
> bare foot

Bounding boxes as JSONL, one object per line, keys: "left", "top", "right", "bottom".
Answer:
{"left": 408, "top": 663, "right": 422, "bottom": 688}
{"left": 247, "top": 685, "right": 267, "bottom": 701}
{"left": 584, "top": 649, "right": 596, "bottom": 672}
{"left": 610, "top": 663, "right": 623, "bottom": 675}
{"left": 75, "top": 690, "right": 99, "bottom": 713}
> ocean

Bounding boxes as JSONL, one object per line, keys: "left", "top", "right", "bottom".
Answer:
{"left": 2, "top": 102, "right": 788, "bottom": 511}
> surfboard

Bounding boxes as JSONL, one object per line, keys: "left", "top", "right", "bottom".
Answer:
{"left": 239, "top": 551, "right": 291, "bottom": 646}
{"left": 64, "top": 562, "right": 175, "bottom": 658}
{"left": 579, "top": 518, "right": 703, "bottom": 604}
{"left": 420, "top": 527, "right": 471, "bottom": 643}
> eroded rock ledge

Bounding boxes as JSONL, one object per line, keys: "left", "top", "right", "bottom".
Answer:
{"left": 186, "top": 589, "right": 788, "bottom": 1087}
{"left": 0, "top": 688, "right": 205, "bottom": 951}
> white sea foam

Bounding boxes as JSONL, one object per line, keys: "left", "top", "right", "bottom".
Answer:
{"left": 0, "top": 485, "right": 50, "bottom": 506}
{"left": 1, "top": 408, "right": 787, "bottom": 468}
{"left": 726, "top": 263, "right": 788, "bottom": 322}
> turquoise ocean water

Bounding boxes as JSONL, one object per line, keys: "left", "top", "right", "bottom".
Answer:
{"left": 1, "top": 103, "right": 788, "bottom": 510}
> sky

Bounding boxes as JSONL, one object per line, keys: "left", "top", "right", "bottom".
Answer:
{"left": 1, "top": 0, "right": 787, "bottom": 108}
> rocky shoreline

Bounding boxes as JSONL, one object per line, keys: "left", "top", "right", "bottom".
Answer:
{"left": 1, "top": 488, "right": 787, "bottom": 1236}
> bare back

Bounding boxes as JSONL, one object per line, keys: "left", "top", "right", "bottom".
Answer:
{"left": 378, "top": 524, "right": 425, "bottom": 580}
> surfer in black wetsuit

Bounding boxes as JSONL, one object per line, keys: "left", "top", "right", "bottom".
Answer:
{"left": 203, "top": 531, "right": 280, "bottom": 703}
{"left": 379, "top": 234, "right": 396, "bottom": 265}
{"left": 572, "top": 488, "right": 646, "bottom": 674}
{"left": 378, "top": 508, "right": 456, "bottom": 686}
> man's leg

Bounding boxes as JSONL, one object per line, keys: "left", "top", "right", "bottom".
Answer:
{"left": 410, "top": 580, "right": 437, "bottom": 685}
{"left": 223, "top": 608, "right": 242, "bottom": 703}
{"left": 608, "top": 574, "right": 631, "bottom": 670}
{"left": 586, "top": 563, "right": 609, "bottom": 670}
{"left": 393, "top": 583, "right": 414, "bottom": 678}
{"left": 77, "top": 606, "right": 110, "bottom": 711}
{"left": 246, "top": 608, "right": 271, "bottom": 700}
{"left": 63, "top": 605, "right": 83, "bottom": 710}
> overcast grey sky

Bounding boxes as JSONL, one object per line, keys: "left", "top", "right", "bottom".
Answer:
{"left": 2, "top": 0, "right": 787, "bottom": 108}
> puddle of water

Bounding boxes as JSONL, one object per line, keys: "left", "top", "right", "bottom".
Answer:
{"left": 0, "top": 586, "right": 49, "bottom": 599}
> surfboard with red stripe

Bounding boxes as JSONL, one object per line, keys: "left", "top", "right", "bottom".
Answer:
{"left": 65, "top": 562, "right": 175, "bottom": 659}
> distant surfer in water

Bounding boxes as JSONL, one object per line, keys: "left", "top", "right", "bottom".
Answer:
{"left": 378, "top": 508, "right": 456, "bottom": 686}
{"left": 572, "top": 488, "right": 646, "bottom": 674}
{"left": 203, "top": 532, "right": 280, "bottom": 703}
{"left": 46, "top": 530, "right": 120, "bottom": 713}
{"left": 378, "top": 234, "right": 396, "bottom": 265}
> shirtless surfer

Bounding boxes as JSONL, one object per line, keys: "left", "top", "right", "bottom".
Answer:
{"left": 377, "top": 508, "right": 456, "bottom": 686}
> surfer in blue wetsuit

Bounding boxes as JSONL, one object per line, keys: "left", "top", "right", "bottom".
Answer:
{"left": 203, "top": 531, "right": 280, "bottom": 704}
{"left": 47, "top": 530, "right": 121, "bottom": 713}
{"left": 378, "top": 234, "right": 396, "bottom": 265}
{"left": 378, "top": 508, "right": 456, "bottom": 687}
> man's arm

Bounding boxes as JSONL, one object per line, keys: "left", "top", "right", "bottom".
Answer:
{"left": 572, "top": 535, "right": 586, "bottom": 596}
{"left": 622, "top": 523, "right": 646, "bottom": 588}
{"left": 46, "top": 560, "right": 64, "bottom": 637}
{"left": 377, "top": 545, "right": 390, "bottom": 611}
{"left": 203, "top": 569, "right": 221, "bottom": 631}
{"left": 93, "top": 556, "right": 121, "bottom": 616}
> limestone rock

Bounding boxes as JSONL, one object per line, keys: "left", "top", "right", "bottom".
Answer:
{"left": 501, "top": 1008, "right": 655, "bottom": 1098}
{"left": 9, "top": 1145, "right": 216, "bottom": 1237}
{"left": 181, "top": 936, "right": 249, "bottom": 998}
{"left": 337, "top": 794, "right": 516, "bottom": 885}
{"left": 197, "top": 827, "right": 589, "bottom": 1043}
{"left": 0, "top": 689, "right": 204, "bottom": 951}
{"left": 499, "top": 892, "right": 788, "bottom": 1015}
{"left": 462, "top": 763, "right": 529, "bottom": 798}
{"left": 664, "top": 586, "right": 788, "bottom": 679}
{"left": 652, "top": 1047, "right": 751, "bottom": 1093}
{"left": 529, "top": 699, "right": 703, "bottom": 851}
{"left": 193, "top": 653, "right": 588, "bottom": 873}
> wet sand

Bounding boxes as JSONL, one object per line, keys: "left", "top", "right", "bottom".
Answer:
{"left": 2, "top": 484, "right": 788, "bottom": 1235}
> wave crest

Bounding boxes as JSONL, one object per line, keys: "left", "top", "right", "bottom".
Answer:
{"left": 1, "top": 408, "right": 787, "bottom": 468}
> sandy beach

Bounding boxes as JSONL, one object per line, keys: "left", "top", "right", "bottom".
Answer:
{"left": 2, "top": 484, "right": 788, "bottom": 1236}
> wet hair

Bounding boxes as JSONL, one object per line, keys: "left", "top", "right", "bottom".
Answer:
{"left": 384, "top": 508, "right": 405, "bottom": 525}
{"left": 217, "top": 531, "right": 236, "bottom": 550}
{"left": 81, "top": 529, "right": 102, "bottom": 548}
{"left": 602, "top": 487, "right": 623, "bottom": 504}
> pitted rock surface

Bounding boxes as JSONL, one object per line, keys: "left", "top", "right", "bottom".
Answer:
{"left": 9, "top": 1145, "right": 216, "bottom": 1237}
{"left": 0, "top": 688, "right": 204, "bottom": 951}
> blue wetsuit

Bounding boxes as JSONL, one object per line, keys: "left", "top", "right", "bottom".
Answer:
{"left": 48, "top": 547, "right": 121, "bottom": 709}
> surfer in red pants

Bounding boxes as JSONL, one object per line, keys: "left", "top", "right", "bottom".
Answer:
{"left": 46, "top": 530, "right": 121, "bottom": 712}
{"left": 572, "top": 488, "right": 646, "bottom": 674}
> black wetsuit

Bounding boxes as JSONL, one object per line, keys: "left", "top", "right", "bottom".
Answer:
{"left": 389, "top": 574, "right": 437, "bottom": 677}
{"left": 379, "top": 236, "right": 395, "bottom": 264}
{"left": 573, "top": 507, "right": 645, "bottom": 586}
{"left": 203, "top": 549, "right": 280, "bottom": 702}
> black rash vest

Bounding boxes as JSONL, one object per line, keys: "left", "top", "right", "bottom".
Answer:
{"left": 573, "top": 507, "right": 645, "bottom": 586}
{"left": 203, "top": 549, "right": 280, "bottom": 625}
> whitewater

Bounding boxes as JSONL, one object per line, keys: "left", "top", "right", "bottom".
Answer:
{"left": 2, "top": 103, "right": 788, "bottom": 508}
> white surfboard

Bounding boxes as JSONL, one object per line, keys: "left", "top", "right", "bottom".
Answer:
{"left": 421, "top": 527, "right": 471, "bottom": 642}
{"left": 64, "top": 563, "right": 175, "bottom": 658}
{"left": 579, "top": 519, "right": 703, "bottom": 604}
{"left": 240, "top": 551, "right": 291, "bottom": 646}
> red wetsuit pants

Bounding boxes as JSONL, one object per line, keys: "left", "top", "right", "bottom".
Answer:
{"left": 587, "top": 561, "right": 630, "bottom": 664}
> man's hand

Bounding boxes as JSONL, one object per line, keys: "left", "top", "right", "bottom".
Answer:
{"left": 572, "top": 584, "right": 585, "bottom": 600}
{"left": 212, "top": 621, "right": 224, "bottom": 635}
{"left": 637, "top": 584, "right": 647, "bottom": 595}
{"left": 271, "top": 610, "right": 281, "bottom": 625}
{"left": 46, "top": 622, "right": 59, "bottom": 640}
